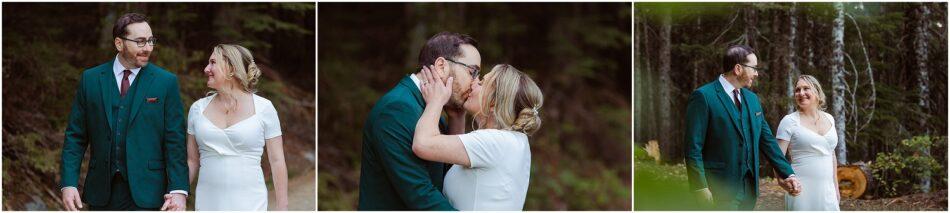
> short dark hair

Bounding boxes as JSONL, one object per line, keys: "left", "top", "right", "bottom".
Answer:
{"left": 722, "top": 44, "right": 755, "bottom": 73}
{"left": 417, "top": 31, "right": 478, "bottom": 68}
{"left": 113, "top": 13, "right": 149, "bottom": 39}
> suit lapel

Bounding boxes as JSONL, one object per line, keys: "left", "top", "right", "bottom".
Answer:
{"left": 128, "top": 64, "right": 156, "bottom": 125}
{"left": 713, "top": 83, "right": 746, "bottom": 140}
{"left": 399, "top": 75, "right": 425, "bottom": 108}
{"left": 399, "top": 74, "right": 448, "bottom": 133}
{"left": 99, "top": 67, "right": 117, "bottom": 134}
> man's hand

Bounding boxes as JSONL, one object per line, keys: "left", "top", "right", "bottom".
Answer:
{"left": 779, "top": 176, "right": 803, "bottom": 196}
{"left": 61, "top": 187, "right": 83, "bottom": 211}
{"left": 695, "top": 188, "right": 714, "bottom": 206}
{"left": 161, "top": 193, "right": 187, "bottom": 211}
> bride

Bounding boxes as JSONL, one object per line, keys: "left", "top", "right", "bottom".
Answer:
{"left": 186, "top": 44, "right": 289, "bottom": 210}
{"left": 776, "top": 74, "right": 840, "bottom": 211}
{"left": 412, "top": 64, "right": 543, "bottom": 210}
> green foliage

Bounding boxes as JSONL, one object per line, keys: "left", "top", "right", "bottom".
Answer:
{"left": 633, "top": 146, "right": 700, "bottom": 210}
{"left": 870, "top": 135, "right": 947, "bottom": 197}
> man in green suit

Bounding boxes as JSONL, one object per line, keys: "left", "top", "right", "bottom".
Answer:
{"left": 358, "top": 32, "right": 482, "bottom": 210}
{"left": 684, "top": 45, "right": 802, "bottom": 210}
{"left": 60, "top": 13, "right": 189, "bottom": 211}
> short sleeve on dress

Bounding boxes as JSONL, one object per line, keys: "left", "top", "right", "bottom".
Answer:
{"left": 187, "top": 97, "right": 206, "bottom": 135}
{"left": 458, "top": 129, "right": 510, "bottom": 169}
{"left": 775, "top": 113, "right": 797, "bottom": 141}
{"left": 260, "top": 98, "right": 282, "bottom": 139}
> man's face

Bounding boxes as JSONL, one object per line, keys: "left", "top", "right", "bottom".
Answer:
{"left": 737, "top": 54, "right": 759, "bottom": 88}
{"left": 441, "top": 44, "right": 481, "bottom": 108}
{"left": 115, "top": 22, "right": 154, "bottom": 68}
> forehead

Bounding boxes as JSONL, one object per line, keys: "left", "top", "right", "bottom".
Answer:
{"left": 746, "top": 54, "right": 758, "bottom": 65}
{"left": 125, "top": 22, "right": 153, "bottom": 38}
{"left": 795, "top": 79, "right": 814, "bottom": 87}
{"left": 456, "top": 44, "right": 481, "bottom": 64}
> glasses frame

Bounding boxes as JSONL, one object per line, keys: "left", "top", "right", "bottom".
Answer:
{"left": 444, "top": 58, "right": 480, "bottom": 78}
{"left": 739, "top": 64, "right": 765, "bottom": 73}
{"left": 119, "top": 37, "right": 157, "bottom": 47}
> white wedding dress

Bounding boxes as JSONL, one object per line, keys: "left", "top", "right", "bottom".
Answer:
{"left": 187, "top": 94, "right": 282, "bottom": 211}
{"left": 443, "top": 129, "right": 531, "bottom": 210}
{"left": 775, "top": 111, "right": 840, "bottom": 211}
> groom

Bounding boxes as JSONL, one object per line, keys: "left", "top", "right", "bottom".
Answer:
{"left": 684, "top": 44, "right": 801, "bottom": 210}
{"left": 358, "top": 31, "right": 481, "bottom": 210}
{"left": 60, "top": 13, "right": 189, "bottom": 211}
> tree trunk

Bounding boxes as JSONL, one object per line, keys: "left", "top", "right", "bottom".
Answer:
{"left": 744, "top": 5, "right": 757, "bottom": 47}
{"left": 785, "top": 3, "right": 800, "bottom": 114}
{"left": 831, "top": 2, "right": 848, "bottom": 165}
{"left": 657, "top": 7, "right": 673, "bottom": 162}
{"left": 913, "top": 2, "right": 932, "bottom": 193}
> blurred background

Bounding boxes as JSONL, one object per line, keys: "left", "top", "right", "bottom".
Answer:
{"left": 2, "top": 2, "right": 315, "bottom": 210}
{"left": 635, "top": 2, "right": 947, "bottom": 210}
{"left": 318, "top": 2, "right": 631, "bottom": 210}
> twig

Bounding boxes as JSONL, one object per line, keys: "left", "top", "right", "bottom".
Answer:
{"left": 708, "top": 12, "right": 742, "bottom": 45}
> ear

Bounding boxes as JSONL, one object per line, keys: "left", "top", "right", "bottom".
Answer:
{"left": 114, "top": 38, "right": 123, "bottom": 52}
{"left": 434, "top": 57, "right": 449, "bottom": 79}
{"left": 732, "top": 64, "right": 743, "bottom": 76}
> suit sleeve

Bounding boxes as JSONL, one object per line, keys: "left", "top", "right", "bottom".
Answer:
{"left": 61, "top": 73, "right": 89, "bottom": 188}
{"left": 370, "top": 103, "right": 456, "bottom": 210}
{"left": 759, "top": 110, "right": 795, "bottom": 179}
{"left": 684, "top": 90, "right": 710, "bottom": 191}
{"left": 163, "top": 76, "right": 189, "bottom": 192}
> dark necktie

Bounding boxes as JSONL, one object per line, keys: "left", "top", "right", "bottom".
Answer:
{"left": 120, "top": 70, "right": 131, "bottom": 97}
{"left": 733, "top": 89, "right": 742, "bottom": 112}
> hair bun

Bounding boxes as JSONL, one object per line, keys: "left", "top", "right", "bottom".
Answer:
{"left": 246, "top": 61, "right": 261, "bottom": 89}
{"left": 511, "top": 107, "right": 541, "bottom": 135}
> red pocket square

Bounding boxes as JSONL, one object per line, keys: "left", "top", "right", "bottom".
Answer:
{"left": 147, "top": 97, "right": 159, "bottom": 103}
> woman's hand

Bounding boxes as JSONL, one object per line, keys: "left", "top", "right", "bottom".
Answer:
{"left": 420, "top": 65, "right": 453, "bottom": 107}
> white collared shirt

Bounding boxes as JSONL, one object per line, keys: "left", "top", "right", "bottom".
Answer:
{"left": 719, "top": 74, "right": 741, "bottom": 105}
{"left": 410, "top": 73, "right": 423, "bottom": 93}
{"left": 112, "top": 55, "right": 142, "bottom": 91}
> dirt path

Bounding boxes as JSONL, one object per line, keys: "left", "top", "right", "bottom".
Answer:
{"left": 269, "top": 169, "right": 315, "bottom": 210}
{"left": 755, "top": 178, "right": 947, "bottom": 211}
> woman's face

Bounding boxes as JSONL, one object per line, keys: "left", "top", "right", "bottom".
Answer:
{"left": 794, "top": 79, "right": 817, "bottom": 110}
{"left": 464, "top": 72, "right": 491, "bottom": 118}
{"left": 203, "top": 53, "right": 229, "bottom": 90}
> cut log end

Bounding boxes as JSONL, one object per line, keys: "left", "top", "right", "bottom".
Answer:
{"left": 838, "top": 165, "right": 870, "bottom": 199}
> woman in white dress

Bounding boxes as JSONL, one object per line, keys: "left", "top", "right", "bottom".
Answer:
{"left": 412, "top": 64, "right": 543, "bottom": 210}
{"left": 186, "top": 44, "right": 289, "bottom": 210}
{"left": 776, "top": 75, "right": 840, "bottom": 211}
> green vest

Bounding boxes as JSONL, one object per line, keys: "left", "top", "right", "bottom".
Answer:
{"left": 112, "top": 74, "right": 141, "bottom": 180}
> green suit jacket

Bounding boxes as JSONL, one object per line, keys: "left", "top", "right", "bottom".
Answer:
{"left": 684, "top": 79, "right": 795, "bottom": 205}
{"left": 358, "top": 75, "right": 455, "bottom": 210}
{"left": 60, "top": 60, "right": 189, "bottom": 208}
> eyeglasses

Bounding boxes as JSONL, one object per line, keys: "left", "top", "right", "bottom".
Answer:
{"left": 740, "top": 64, "right": 765, "bottom": 72}
{"left": 445, "top": 58, "right": 480, "bottom": 78}
{"left": 119, "top": 37, "right": 157, "bottom": 47}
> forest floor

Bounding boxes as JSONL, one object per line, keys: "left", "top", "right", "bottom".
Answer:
{"left": 268, "top": 168, "right": 315, "bottom": 210}
{"left": 755, "top": 178, "right": 948, "bottom": 210}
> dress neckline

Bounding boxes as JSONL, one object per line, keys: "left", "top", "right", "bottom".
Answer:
{"left": 795, "top": 111, "right": 832, "bottom": 136}
{"left": 201, "top": 93, "right": 258, "bottom": 130}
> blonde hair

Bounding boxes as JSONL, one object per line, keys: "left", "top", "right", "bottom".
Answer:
{"left": 211, "top": 44, "right": 261, "bottom": 93}
{"left": 476, "top": 64, "right": 544, "bottom": 135}
{"left": 796, "top": 75, "right": 826, "bottom": 111}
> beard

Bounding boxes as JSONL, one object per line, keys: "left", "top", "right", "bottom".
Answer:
{"left": 445, "top": 68, "right": 469, "bottom": 110}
